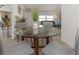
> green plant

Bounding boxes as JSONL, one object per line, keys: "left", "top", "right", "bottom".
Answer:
{"left": 32, "top": 7, "right": 39, "bottom": 22}
{"left": 2, "top": 15, "right": 10, "bottom": 27}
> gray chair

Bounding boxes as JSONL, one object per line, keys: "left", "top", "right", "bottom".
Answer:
{"left": 0, "top": 27, "right": 33, "bottom": 55}
{"left": 15, "top": 22, "right": 26, "bottom": 31}
{"left": 42, "top": 21, "right": 53, "bottom": 45}
{"left": 42, "top": 28, "right": 79, "bottom": 55}
{"left": 42, "top": 21, "right": 53, "bottom": 29}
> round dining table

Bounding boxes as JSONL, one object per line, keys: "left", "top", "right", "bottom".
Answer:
{"left": 15, "top": 27, "right": 61, "bottom": 55}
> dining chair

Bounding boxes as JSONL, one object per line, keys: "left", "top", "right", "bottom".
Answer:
{"left": 42, "top": 28, "right": 79, "bottom": 55}
{"left": 42, "top": 21, "right": 53, "bottom": 29}
{"left": 42, "top": 21, "right": 54, "bottom": 46}
{"left": 15, "top": 22, "right": 33, "bottom": 45}
{"left": 0, "top": 27, "right": 33, "bottom": 55}
{"left": 15, "top": 22, "right": 26, "bottom": 41}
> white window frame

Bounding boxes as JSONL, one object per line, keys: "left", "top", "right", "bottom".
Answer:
{"left": 39, "top": 15, "right": 54, "bottom": 21}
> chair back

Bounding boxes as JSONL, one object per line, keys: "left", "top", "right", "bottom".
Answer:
{"left": 42, "top": 21, "right": 53, "bottom": 32}
{"left": 16, "top": 22, "right": 26, "bottom": 29}
{"left": 42, "top": 21, "right": 53, "bottom": 28}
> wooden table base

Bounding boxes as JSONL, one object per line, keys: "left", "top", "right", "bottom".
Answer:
{"left": 34, "top": 37, "right": 39, "bottom": 55}
{"left": 16, "top": 35, "right": 49, "bottom": 55}
{"left": 34, "top": 37, "right": 49, "bottom": 55}
{"left": 21, "top": 36, "right": 25, "bottom": 41}
{"left": 46, "top": 37, "right": 49, "bottom": 45}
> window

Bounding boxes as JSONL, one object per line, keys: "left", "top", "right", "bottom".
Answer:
{"left": 39, "top": 15, "right": 54, "bottom": 21}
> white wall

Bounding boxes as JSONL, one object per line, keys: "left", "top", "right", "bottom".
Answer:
{"left": 61, "top": 4, "right": 79, "bottom": 47}
{"left": 11, "top": 5, "right": 18, "bottom": 39}
{"left": 24, "top": 4, "right": 61, "bottom": 26}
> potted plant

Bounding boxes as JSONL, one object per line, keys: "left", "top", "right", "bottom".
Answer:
{"left": 32, "top": 7, "right": 39, "bottom": 35}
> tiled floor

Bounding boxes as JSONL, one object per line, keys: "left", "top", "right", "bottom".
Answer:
{"left": 5, "top": 33, "right": 70, "bottom": 55}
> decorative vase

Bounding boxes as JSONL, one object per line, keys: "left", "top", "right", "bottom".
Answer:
{"left": 33, "top": 22, "right": 38, "bottom": 35}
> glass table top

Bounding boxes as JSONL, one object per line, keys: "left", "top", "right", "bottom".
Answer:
{"left": 15, "top": 27, "right": 61, "bottom": 38}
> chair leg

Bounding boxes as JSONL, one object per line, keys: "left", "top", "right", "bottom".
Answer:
{"left": 46, "top": 37, "right": 49, "bottom": 45}
{"left": 16, "top": 35, "right": 19, "bottom": 42}
{"left": 21, "top": 36, "right": 25, "bottom": 41}
{"left": 50, "top": 37, "right": 53, "bottom": 42}
{"left": 42, "top": 38, "right": 44, "bottom": 46}
{"left": 25, "top": 37, "right": 28, "bottom": 42}
{"left": 25, "top": 37, "right": 34, "bottom": 47}
{"left": 41, "top": 38, "right": 47, "bottom": 47}
{"left": 30, "top": 38, "right": 34, "bottom": 47}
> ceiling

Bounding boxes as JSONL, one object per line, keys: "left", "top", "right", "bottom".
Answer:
{"left": 23, "top": 4, "right": 61, "bottom": 12}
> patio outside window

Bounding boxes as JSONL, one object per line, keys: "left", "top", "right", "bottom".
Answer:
{"left": 39, "top": 15, "right": 54, "bottom": 21}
